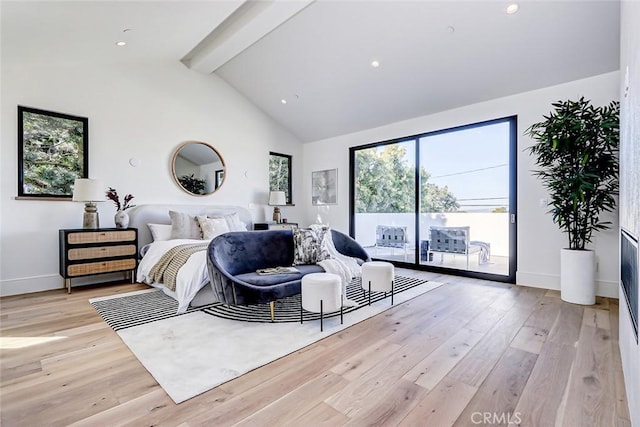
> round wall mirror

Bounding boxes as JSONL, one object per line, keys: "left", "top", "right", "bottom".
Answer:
{"left": 171, "top": 141, "right": 225, "bottom": 196}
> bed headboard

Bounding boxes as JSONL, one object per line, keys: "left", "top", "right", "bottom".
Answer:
{"left": 127, "top": 204, "right": 254, "bottom": 251}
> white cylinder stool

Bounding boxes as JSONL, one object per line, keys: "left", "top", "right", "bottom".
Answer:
{"left": 361, "top": 261, "right": 395, "bottom": 305}
{"left": 301, "top": 272, "right": 343, "bottom": 331}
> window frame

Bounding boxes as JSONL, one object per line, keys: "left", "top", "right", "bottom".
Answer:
{"left": 269, "top": 151, "right": 293, "bottom": 205}
{"left": 349, "top": 116, "right": 517, "bottom": 283}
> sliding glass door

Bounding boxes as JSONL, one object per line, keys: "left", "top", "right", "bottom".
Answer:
{"left": 350, "top": 117, "right": 516, "bottom": 282}
{"left": 353, "top": 140, "right": 416, "bottom": 263}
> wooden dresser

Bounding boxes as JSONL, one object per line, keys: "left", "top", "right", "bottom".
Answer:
{"left": 59, "top": 228, "right": 138, "bottom": 293}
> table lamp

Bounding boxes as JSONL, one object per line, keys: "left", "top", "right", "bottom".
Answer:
{"left": 72, "top": 178, "right": 105, "bottom": 229}
{"left": 268, "top": 190, "right": 286, "bottom": 223}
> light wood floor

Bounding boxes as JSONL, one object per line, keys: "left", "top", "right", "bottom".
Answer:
{"left": 0, "top": 270, "right": 632, "bottom": 426}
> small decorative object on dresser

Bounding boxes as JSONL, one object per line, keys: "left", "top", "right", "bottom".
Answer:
{"left": 59, "top": 228, "right": 138, "bottom": 293}
{"left": 106, "top": 187, "right": 135, "bottom": 229}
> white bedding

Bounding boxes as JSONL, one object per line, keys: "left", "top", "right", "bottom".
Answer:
{"left": 137, "top": 239, "right": 211, "bottom": 313}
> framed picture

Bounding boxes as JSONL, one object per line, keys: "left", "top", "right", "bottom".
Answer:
{"left": 312, "top": 168, "right": 338, "bottom": 205}
{"left": 17, "top": 106, "right": 88, "bottom": 199}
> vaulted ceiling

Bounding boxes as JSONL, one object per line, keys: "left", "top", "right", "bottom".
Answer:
{"left": 2, "top": 1, "right": 621, "bottom": 142}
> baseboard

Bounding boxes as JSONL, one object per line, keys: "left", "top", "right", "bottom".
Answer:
{"left": 516, "top": 271, "right": 619, "bottom": 298}
{"left": 0, "top": 274, "right": 63, "bottom": 297}
{"left": 1, "top": 272, "right": 129, "bottom": 297}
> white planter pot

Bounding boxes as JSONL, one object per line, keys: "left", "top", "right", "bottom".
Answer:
{"left": 560, "top": 248, "right": 596, "bottom": 305}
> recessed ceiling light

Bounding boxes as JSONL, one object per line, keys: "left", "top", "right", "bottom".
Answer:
{"left": 506, "top": 3, "right": 519, "bottom": 14}
{"left": 281, "top": 99, "right": 287, "bottom": 104}
{"left": 115, "top": 41, "right": 127, "bottom": 46}
{"left": 446, "top": 25, "right": 455, "bottom": 33}
{"left": 371, "top": 60, "right": 380, "bottom": 68}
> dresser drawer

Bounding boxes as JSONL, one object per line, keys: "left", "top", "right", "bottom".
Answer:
{"left": 67, "top": 259, "right": 137, "bottom": 277}
{"left": 67, "top": 230, "right": 136, "bottom": 245}
{"left": 68, "top": 244, "right": 137, "bottom": 261}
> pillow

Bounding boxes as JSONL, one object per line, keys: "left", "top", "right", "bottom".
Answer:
{"left": 169, "top": 211, "right": 202, "bottom": 239}
{"left": 210, "top": 212, "right": 247, "bottom": 232}
{"left": 147, "top": 223, "right": 172, "bottom": 242}
{"left": 292, "top": 226, "right": 331, "bottom": 265}
{"left": 197, "top": 216, "right": 230, "bottom": 240}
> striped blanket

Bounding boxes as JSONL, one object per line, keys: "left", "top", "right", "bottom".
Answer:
{"left": 147, "top": 242, "right": 209, "bottom": 291}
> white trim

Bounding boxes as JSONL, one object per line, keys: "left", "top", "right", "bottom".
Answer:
{"left": 0, "top": 272, "right": 128, "bottom": 297}
{"left": 517, "top": 271, "right": 618, "bottom": 298}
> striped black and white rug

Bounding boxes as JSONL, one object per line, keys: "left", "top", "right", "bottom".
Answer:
{"left": 91, "top": 276, "right": 428, "bottom": 331}
{"left": 203, "top": 275, "right": 427, "bottom": 323}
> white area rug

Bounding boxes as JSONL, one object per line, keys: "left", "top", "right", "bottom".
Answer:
{"left": 97, "top": 280, "right": 443, "bottom": 403}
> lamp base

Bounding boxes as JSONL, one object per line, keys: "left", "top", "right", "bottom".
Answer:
{"left": 83, "top": 202, "right": 100, "bottom": 229}
{"left": 272, "top": 206, "right": 281, "bottom": 223}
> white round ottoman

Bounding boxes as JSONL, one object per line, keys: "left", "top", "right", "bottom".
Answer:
{"left": 301, "top": 272, "right": 343, "bottom": 331}
{"left": 361, "top": 261, "right": 395, "bottom": 305}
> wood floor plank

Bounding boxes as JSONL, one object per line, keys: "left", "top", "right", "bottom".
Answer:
{"left": 283, "top": 402, "right": 350, "bottom": 427}
{"left": 329, "top": 338, "right": 402, "bottom": 381}
{"left": 560, "top": 321, "right": 617, "bottom": 426}
{"left": 398, "top": 376, "right": 478, "bottom": 427}
{"left": 324, "top": 332, "right": 446, "bottom": 419}
{"left": 454, "top": 347, "right": 538, "bottom": 426}
{"left": 403, "top": 327, "right": 485, "bottom": 391}
{"left": 343, "top": 379, "right": 429, "bottom": 426}
{"left": 0, "top": 274, "right": 631, "bottom": 427}
{"left": 609, "top": 300, "right": 632, "bottom": 425}
{"left": 448, "top": 293, "right": 541, "bottom": 387}
{"left": 547, "top": 302, "right": 584, "bottom": 345}
{"left": 512, "top": 342, "right": 577, "bottom": 426}
{"left": 510, "top": 325, "right": 547, "bottom": 354}
{"left": 233, "top": 372, "right": 348, "bottom": 426}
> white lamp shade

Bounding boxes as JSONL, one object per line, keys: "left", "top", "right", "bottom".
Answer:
{"left": 268, "top": 190, "right": 287, "bottom": 206}
{"left": 72, "top": 178, "right": 105, "bottom": 202}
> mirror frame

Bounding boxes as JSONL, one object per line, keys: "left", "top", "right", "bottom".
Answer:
{"left": 171, "top": 141, "right": 225, "bottom": 197}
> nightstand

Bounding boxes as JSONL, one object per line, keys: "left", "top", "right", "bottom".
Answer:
{"left": 59, "top": 228, "right": 138, "bottom": 293}
{"left": 254, "top": 222, "right": 299, "bottom": 230}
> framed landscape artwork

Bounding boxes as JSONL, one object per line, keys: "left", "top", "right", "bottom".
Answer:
{"left": 312, "top": 168, "right": 338, "bottom": 205}
{"left": 17, "top": 106, "right": 88, "bottom": 199}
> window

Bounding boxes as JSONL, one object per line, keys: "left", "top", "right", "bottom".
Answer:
{"left": 350, "top": 116, "right": 516, "bottom": 283}
{"left": 269, "top": 152, "right": 292, "bottom": 204}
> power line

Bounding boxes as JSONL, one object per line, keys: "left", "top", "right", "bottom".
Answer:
{"left": 429, "top": 164, "right": 507, "bottom": 179}
{"left": 456, "top": 197, "right": 509, "bottom": 202}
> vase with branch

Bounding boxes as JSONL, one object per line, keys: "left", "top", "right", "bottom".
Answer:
{"left": 106, "top": 187, "right": 136, "bottom": 228}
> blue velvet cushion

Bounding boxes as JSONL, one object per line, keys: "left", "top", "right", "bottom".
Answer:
{"left": 235, "top": 264, "right": 325, "bottom": 287}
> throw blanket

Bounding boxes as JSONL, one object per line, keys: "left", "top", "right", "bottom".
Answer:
{"left": 312, "top": 224, "right": 362, "bottom": 307}
{"left": 147, "top": 242, "right": 209, "bottom": 291}
{"left": 470, "top": 240, "right": 491, "bottom": 264}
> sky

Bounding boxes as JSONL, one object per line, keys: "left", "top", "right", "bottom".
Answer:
{"left": 419, "top": 120, "right": 510, "bottom": 212}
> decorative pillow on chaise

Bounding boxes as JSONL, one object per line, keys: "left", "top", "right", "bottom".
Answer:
{"left": 292, "top": 226, "right": 331, "bottom": 265}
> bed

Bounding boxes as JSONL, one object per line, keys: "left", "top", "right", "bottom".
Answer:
{"left": 128, "top": 204, "right": 253, "bottom": 313}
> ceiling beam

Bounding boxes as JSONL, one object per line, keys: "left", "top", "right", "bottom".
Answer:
{"left": 181, "top": 0, "right": 314, "bottom": 74}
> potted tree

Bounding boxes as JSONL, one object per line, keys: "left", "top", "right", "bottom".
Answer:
{"left": 526, "top": 97, "right": 619, "bottom": 305}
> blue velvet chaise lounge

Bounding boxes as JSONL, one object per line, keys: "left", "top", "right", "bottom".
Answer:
{"left": 207, "top": 229, "right": 370, "bottom": 317}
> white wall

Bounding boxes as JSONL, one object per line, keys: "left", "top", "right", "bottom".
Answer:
{"left": 302, "top": 71, "right": 620, "bottom": 298}
{"left": 0, "top": 59, "right": 303, "bottom": 296}
{"left": 618, "top": 1, "right": 640, "bottom": 424}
